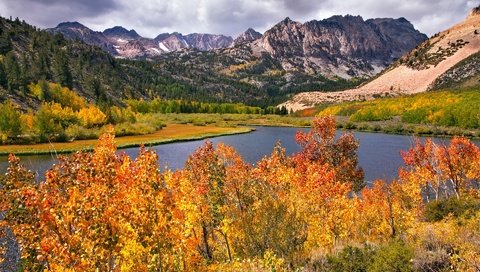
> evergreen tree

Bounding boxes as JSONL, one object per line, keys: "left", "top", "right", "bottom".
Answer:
{"left": 52, "top": 49, "right": 72, "bottom": 89}
{"left": 3, "top": 52, "right": 21, "bottom": 92}
{"left": 0, "top": 61, "right": 7, "bottom": 88}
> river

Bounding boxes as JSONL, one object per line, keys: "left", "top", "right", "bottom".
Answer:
{"left": 0, "top": 126, "right": 461, "bottom": 182}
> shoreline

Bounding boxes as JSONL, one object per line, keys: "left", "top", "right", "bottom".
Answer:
{"left": 0, "top": 124, "right": 254, "bottom": 156}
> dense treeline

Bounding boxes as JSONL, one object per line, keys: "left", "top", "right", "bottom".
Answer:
{"left": 1, "top": 116, "right": 479, "bottom": 271}
{"left": 125, "top": 98, "right": 288, "bottom": 115}
{"left": 319, "top": 89, "right": 480, "bottom": 129}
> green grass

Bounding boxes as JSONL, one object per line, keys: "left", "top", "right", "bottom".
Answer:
{"left": 0, "top": 113, "right": 314, "bottom": 155}
{"left": 0, "top": 124, "right": 253, "bottom": 155}
{"left": 318, "top": 89, "right": 480, "bottom": 130}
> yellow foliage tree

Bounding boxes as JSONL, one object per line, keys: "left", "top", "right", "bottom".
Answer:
{"left": 77, "top": 105, "right": 107, "bottom": 128}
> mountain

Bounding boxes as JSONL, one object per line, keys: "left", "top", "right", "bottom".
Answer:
{"left": 233, "top": 28, "right": 262, "bottom": 46}
{"left": 146, "top": 15, "right": 426, "bottom": 102}
{"left": 49, "top": 15, "right": 425, "bottom": 78}
{"left": 281, "top": 7, "right": 480, "bottom": 111}
{"left": 48, "top": 22, "right": 117, "bottom": 55}
{"left": 48, "top": 23, "right": 234, "bottom": 58}
{"left": 103, "top": 26, "right": 141, "bottom": 40}
{"left": 184, "top": 33, "right": 233, "bottom": 50}
{"left": 250, "top": 15, "right": 427, "bottom": 77}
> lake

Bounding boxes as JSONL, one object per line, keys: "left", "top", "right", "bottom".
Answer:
{"left": 0, "top": 126, "right": 460, "bottom": 182}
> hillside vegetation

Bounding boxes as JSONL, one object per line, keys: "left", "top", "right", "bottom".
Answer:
{"left": 0, "top": 81, "right": 284, "bottom": 145}
{"left": 0, "top": 17, "right": 268, "bottom": 107}
{"left": 318, "top": 89, "right": 480, "bottom": 129}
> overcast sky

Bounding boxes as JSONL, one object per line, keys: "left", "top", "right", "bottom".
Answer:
{"left": 1, "top": 0, "right": 479, "bottom": 38}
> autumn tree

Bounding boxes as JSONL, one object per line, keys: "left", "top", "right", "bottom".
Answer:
{"left": 1, "top": 130, "right": 178, "bottom": 270}
{"left": 401, "top": 137, "right": 480, "bottom": 200}
{"left": 294, "top": 115, "right": 365, "bottom": 192}
{"left": 0, "top": 100, "right": 22, "bottom": 141}
{"left": 77, "top": 105, "right": 107, "bottom": 128}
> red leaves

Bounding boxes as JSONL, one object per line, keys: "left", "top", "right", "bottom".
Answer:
{"left": 294, "top": 115, "right": 364, "bottom": 192}
{"left": 400, "top": 136, "right": 480, "bottom": 200}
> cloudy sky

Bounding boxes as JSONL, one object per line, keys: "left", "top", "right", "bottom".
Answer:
{"left": 1, "top": 0, "right": 479, "bottom": 38}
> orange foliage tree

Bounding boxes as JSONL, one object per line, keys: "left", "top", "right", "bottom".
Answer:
{"left": 1, "top": 129, "right": 178, "bottom": 271}
{"left": 401, "top": 137, "right": 480, "bottom": 200}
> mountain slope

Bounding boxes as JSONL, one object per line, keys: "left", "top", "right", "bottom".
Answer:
{"left": 233, "top": 28, "right": 262, "bottom": 46}
{"left": 0, "top": 17, "right": 269, "bottom": 110}
{"left": 282, "top": 7, "right": 480, "bottom": 111}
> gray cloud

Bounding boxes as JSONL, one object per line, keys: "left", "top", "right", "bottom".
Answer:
{"left": 0, "top": 0, "right": 120, "bottom": 28}
{"left": 0, "top": 0, "right": 479, "bottom": 38}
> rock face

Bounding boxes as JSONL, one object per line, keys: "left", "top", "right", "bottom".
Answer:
{"left": 233, "top": 28, "right": 262, "bottom": 46}
{"left": 49, "top": 15, "right": 425, "bottom": 66}
{"left": 251, "top": 15, "right": 427, "bottom": 77}
{"left": 280, "top": 7, "right": 480, "bottom": 111}
{"left": 184, "top": 33, "right": 233, "bottom": 50}
{"left": 48, "top": 23, "right": 234, "bottom": 58}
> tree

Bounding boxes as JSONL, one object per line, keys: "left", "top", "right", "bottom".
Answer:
{"left": 3, "top": 52, "right": 21, "bottom": 92}
{"left": 35, "top": 102, "right": 77, "bottom": 141}
{"left": 77, "top": 105, "right": 107, "bottom": 128}
{"left": 1, "top": 130, "right": 178, "bottom": 270}
{"left": 294, "top": 115, "right": 365, "bottom": 192}
{"left": 0, "top": 101, "right": 22, "bottom": 141}
{"left": 0, "top": 61, "right": 7, "bottom": 89}
{"left": 52, "top": 50, "right": 72, "bottom": 89}
{"left": 401, "top": 137, "right": 480, "bottom": 200}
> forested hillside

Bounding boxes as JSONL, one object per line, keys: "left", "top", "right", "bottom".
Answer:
{"left": 0, "top": 17, "right": 271, "bottom": 108}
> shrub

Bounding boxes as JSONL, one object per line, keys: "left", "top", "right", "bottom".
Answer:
{"left": 424, "top": 197, "right": 480, "bottom": 222}
{"left": 368, "top": 240, "right": 414, "bottom": 272}
{"left": 324, "top": 245, "right": 375, "bottom": 272}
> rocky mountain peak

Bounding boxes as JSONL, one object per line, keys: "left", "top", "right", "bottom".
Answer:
{"left": 255, "top": 15, "right": 426, "bottom": 77}
{"left": 56, "top": 21, "right": 88, "bottom": 29}
{"left": 233, "top": 28, "right": 262, "bottom": 45}
{"left": 184, "top": 33, "right": 233, "bottom": 50}
{"left": 103, "top": 26, "right": 140, "bottom": 39}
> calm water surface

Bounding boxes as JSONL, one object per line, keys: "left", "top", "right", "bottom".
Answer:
{"left": 0, "top": 126, "right": 463, "bottom": 182}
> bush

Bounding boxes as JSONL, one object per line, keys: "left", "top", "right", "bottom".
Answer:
{"left": 65, "top": 125, "right": 100, "bottom": 140}
{"left": 368, "top": 240, "right": 414, "bottom": 272}
{"left": 324, "top": 245, "right": 375, "bottom": 272}
{"left": 424, "top": 197, "right": 480, "bottom": 222}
